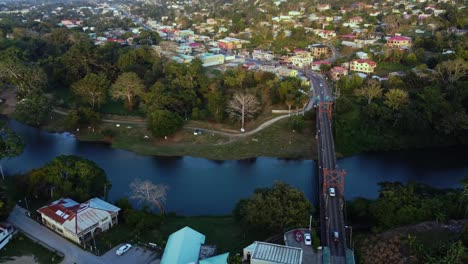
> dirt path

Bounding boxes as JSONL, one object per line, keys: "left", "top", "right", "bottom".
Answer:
{"left": 53, "top": 104, "right": 312, "bottom": 138}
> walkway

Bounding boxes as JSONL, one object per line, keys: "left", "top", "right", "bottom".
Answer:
{"left": 53, "top": 99, "right": 313, "bottom": 138}
{"left": 8, "top": 206, "right": 105, "bottom": 264}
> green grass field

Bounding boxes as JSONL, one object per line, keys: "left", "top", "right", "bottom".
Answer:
{"left": 95, "top": 215, "right": 266, "bottom": 255}
{"left": 0, "top": 233, "right": 63, "bottom": 264}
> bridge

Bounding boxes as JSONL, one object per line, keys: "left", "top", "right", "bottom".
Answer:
{"left": 305, "top": 68, "right": 354, "bottom": 264}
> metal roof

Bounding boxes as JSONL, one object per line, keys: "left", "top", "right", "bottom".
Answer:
{"left": 160, "top": 226, "right": 206, "bottom": 264}
{"left": 251, "top": 241, "right": 303, "bottom": 264}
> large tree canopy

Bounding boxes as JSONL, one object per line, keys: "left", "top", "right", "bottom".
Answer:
{"left": 21, "top": 155, "right": 110, "bottom": 202}
{"left": 234, "top": 182, "right": 313, "bottom": 233}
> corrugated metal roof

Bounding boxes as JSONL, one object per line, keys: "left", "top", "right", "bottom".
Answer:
{"left": 199, "top": 253, "right": 229, "bottom": 264}
{"left": 37, "top": 197, "right": 120, "bottom": 235}
{"left": 251, "top": 242, "right": 302, "bottom": 264}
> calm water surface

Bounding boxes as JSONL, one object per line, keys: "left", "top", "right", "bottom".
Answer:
{"left": 3, "top": 119, "right": 468, "bottom": 215}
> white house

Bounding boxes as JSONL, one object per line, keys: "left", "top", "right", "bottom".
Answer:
{"left": 0, "top": 223, "right": 15, "bottom": 250}
{"left": 37, "top": 198, "right": 120, "bottom": 245}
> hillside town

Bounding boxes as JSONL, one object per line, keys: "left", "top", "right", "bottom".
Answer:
{"left": 0, "top": 0, "right": 467, "bottom": 263}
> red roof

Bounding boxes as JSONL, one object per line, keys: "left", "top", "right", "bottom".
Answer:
{"left": 331, "top": 66, "right": 346, "bottom": 73}
{"left": 388, "top": 36, "right": 411, "bottom": 42}
{"left": 189, "top": 42, "right": 203, "bottom": 47}
{"left": 312, "top": 61, "right": 331, "bottom": 65}
{"left": 37, "top": 198, "right": 79, "bottom": 225}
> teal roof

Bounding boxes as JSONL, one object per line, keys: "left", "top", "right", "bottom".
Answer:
{"left": 199, "top": 253, "right": 229, "bottom": 264}
{"left": 161, "top": 226, "right": 206, "bottom": 264}
{"left": 323, "top": 247, "right": 331, "bottom": 264}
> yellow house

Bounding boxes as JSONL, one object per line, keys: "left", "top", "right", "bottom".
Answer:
{"left": 350, "top": 59, "right": 377, "bottom": 74}
{"left": 386, "top": 36, "right": 412, "bottom": 49}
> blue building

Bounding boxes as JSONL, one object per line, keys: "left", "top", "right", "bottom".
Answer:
{"left": 161, "top": 226, "right": 228, "bottom": 264}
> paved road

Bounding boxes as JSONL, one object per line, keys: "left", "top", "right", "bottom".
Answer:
{"left": 8, "top": 206, "right": 105, "bottom": 264}
{"left": 311, "top": 74, "right": 347, "bottom": 264}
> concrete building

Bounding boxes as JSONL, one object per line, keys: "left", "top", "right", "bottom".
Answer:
{"left": 350, "top": 59, "right": 377, "bottom": 74}
{"left": 309, "top": 44, "right": 329, "bottom": 57}
{"left": 200, "top": 53, "right": 225, "bottom": 67}
{"left": 386, "top": 36, "right": 412, "bottom": 49}
{"left": 37, "top": 198, "right": 120, "bottom": 245}
{"left": 243, "top": 241, "right": 302, "bottom": 264}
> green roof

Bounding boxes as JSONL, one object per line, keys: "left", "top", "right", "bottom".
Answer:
{"left": 160, "top": 226, "right": 206, "bottom": 264}
{"left": 199, "top": 253, "right": 229, "bottom": 264}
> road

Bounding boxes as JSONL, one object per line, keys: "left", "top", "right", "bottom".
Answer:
{"left": 311, "top": 73, "right": 347, "bottom": 263}
{"left": 8, "top": 206, "right": 105, "bottom": 264}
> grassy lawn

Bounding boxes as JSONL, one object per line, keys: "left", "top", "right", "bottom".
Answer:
{"left": 45, "top": 112, "right": 318, "bottom": 160}
{"left": 375, "top": 62, "right": 412, "bottom": 76}
{"left": 0, "top": 233, "right": 63, "bottom": 264}
{"left": 95, "top": 215, "right": 265, "bottom": 255}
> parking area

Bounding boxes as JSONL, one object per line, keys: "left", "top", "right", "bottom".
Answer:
{"left": 284, "top": 228, "right": 322, "bottom": 264}
{"left": 101, "top": 245, "right": 160, "bottom": 264}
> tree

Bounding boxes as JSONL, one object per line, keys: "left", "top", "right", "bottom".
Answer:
{"left": 234, "top": 182, "right": 313, "bottom": 233}
{"left": 14, "top": 92, "right": 52, "bottom": 126}
{"left": 0, "top": 59, "right": 47, "bottom": 98}
{"left": 0, "top": 121, "right": 24, "bottom": 180}
{"left": 130, "top": 179, "right": 168, "bottom": 214}
{"left": 22, "top": 155, "right": 109, "bottom": 201}
{"left": 435, "top": 59, "right": 468, "bottom": 89}
{"left": 384, "top": 89, "right": 409, "bottom": 111}
{"left": 110, "top": 72, "right": 145, "bottom": 110}
{"left": 65, "top": 107, "right": 101, "bottom": 130}
{"left": 355, "top": 79, "right": 383, "bottom": 105}
{"left": 71, "top": 73, "right": 110, "bottom": 108}
{"left": 227, "top": 93, "right": 260, "bottom": 130}
{"left": 383, "top": 15, "right": 402, "bottom": 36}
{"left": 147, "top": 110, "right": 183, "bottom": 137}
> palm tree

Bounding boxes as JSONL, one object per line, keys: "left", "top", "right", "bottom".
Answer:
{"left": 354, "top": 79, "right": 383, "bottom": 105}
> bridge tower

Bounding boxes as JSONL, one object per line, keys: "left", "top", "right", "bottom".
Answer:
{"left": 322, "top": 169, "right": 346, "bottom": 196}
{"left": 318, "top": 102, "right": 333, "bottom": 121}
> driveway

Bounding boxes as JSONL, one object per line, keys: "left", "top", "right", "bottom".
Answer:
{"left": 101, "top": 245, "right": 159, "bottom": 264}
{"left": 284, "top": 228, "right": 322, "bottom": 264}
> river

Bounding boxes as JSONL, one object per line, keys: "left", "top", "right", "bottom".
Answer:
{"left": 2, "top": 119, "right": 468, "bottom": 215}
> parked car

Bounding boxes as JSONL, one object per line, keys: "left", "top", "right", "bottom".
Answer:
{"left": 294, "top": 230, "right": 303, "bottom": 242}
{"left": 116, "top": 244, "right": 132, "bottom": 256}
{"left": 329, "top": 187, "right": 336, "bottom": 197}
{"left": 304, "top": 233, "right": 312, "bottom": 246}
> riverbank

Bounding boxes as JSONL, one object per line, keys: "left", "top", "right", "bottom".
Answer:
{"left": 39, "top": 111, "right": 319, "bottom": 160}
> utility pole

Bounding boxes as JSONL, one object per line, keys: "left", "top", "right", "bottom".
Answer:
{"left": 309, "top": 215, "right": 313, "bottom": 230}
{"left": 0, "top": 164, "right": 4, "bottom": 180}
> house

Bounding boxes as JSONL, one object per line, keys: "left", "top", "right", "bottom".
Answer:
{"left": 243, "top": 241, "right": 303, "bottom": 264}
{"left": 329, "top": 66, "right": 348, "bottom": 81}
{"left": 348, "top": 16, "right": 363, "bottom": 24}
{"left": 356, "top": 51, "right": 369, "bottom": 59}
{"left": 161, "top": 227, "right": 228, "bottom": 264}
{"left": 37, "top": 198, "right": 120, "bottom": 245}
{"left": 350, "top": 59, "right": 377, "bottom": 74}
{"left": 289, "top": 50, "right": 314, "bottom": 68}
{"left": 317, "top": 4, "right": 331, "bottom": 12}
{"left": 189, "top": 42, "right": 205, "bottom": 53}
{"left": 277, "top": 68, "right": 297, "bottom": 78}
{"left": 386, "top": 36, "right": 412, "bottom": 49}
{"left": 309, "top": 44, "right": 329, "bottom": 57}
{"left": 252, "top": 50, "right": 275, "bottom": 61}
{"left": 175, "top": 44, "right": 191, "bottom": 54}
{"left": 217, "top": 37, "right": 249, "bottom": 50}
{"left": 0, "top": 223, "right": 15, "bottom": 250}
{"left": 199, "top": 53, "right": 225, "bottom": 67}
{"left": 313, "top": 29, "right": 336, "bottom": 39}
